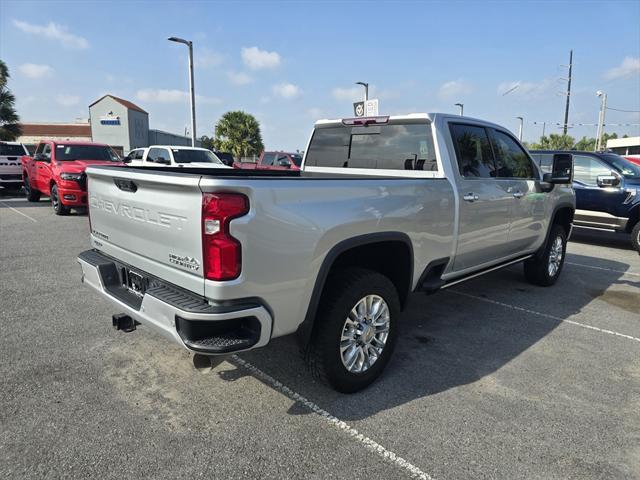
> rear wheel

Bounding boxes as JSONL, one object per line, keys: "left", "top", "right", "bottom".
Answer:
{"left": 50, "top": 184, "right": 70, "bottom": 215}
{"left": 304, "top": 267, "right": 399, "bottom": 393}
{"left": 24, "top": 176, "right": 41, "bottom": 202}
{"left": 524, "top": 224, "right": 567, "bottom": 286}
{"left": 631, "top": 222, "right": 640, "bottom": 254}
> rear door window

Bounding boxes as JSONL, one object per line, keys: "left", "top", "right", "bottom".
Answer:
{"left": 449, "top": 124, "right": 496, "bottom": 178}
{"left": 147, "top": 148, "right": 170, "bottom": 163}
{"left": 490, "top": 130, "right": 536, "bottom": 179}
{"left": 306, "top": 123, "right": 438, "bottom": 172}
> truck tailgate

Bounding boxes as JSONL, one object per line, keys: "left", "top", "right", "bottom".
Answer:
{"left": 86, "top": 166, "right": 205, "bottom": 295}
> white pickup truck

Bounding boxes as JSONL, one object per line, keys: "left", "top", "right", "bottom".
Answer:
{"left": 78, "top": 113, "right": 575, "bottom": 392}
{"left": 0, "top": 141, "right": 28, "bottom": 191}
{"left": 125, "top": 145, "right": 229, "bottom": 169}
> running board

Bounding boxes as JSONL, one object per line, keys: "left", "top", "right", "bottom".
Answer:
{"left": 441, "top": 255, "right": 533, "bottom": 289}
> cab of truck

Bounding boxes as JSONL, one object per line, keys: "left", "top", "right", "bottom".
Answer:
{"left": 0, "top": 141, "right": 29, "bottom": 192}
{"left": 233, "top": 151, "right": 302, "bottom": 171}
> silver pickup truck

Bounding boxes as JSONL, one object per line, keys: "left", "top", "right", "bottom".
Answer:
{"left": 78, "top": 113, "right": 575, "bottom": 392}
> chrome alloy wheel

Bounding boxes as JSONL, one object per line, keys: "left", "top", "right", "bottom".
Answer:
{"left": 51, "top": 186, "right": 60, "bottom": 211}
{"left": 340, "top": 295, "right": 390, "bottom": 374}
{"left": 548, "top": 235, "right": 564, "bottom": 277}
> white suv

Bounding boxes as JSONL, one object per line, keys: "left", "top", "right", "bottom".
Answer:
{"left": 0, "top": 141, "right": 28, "bottom": 192}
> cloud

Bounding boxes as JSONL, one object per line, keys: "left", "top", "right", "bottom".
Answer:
{"left": 18, "top": 63, "right": 53, "bottom": 78}
{"left": 194, "top": 49, "right": 224, "bottom": 68}
{"left": 438, "top": 79, "right": 474, "bottom": 100}
{"left": 13, "top": 19, "right": 89, "bottom": 49}
{"left": 135, "top": 88, "right": 220, "bottom": 105}
{"left": 227, "top": 71, "right": 252, "bottom": 85}
{"left": 331, "top": 86, "right": 363, "bottom": 101}
{"left": 272, "top": 83, "right": 302, "bottom": 99}
{"left": 307, "top": 107, "right": 325, "bottom": 119}
{"left": 604, "top": 56, "right": 640, "bottom": 80}
{"left": 241, "top": 46, "right": 281, "bottom": 70}
{"left": 56, "top": 94, "right": 80, "bottom": 107}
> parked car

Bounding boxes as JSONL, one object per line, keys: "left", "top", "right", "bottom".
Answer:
{"left": 78, "top": 113, "right": 574, "bottom": 392}
{"left": 233, "top": 151, "right": 302, "bottom": 171}
{"left": 213, "top": 150, "right": 235, "bottom": 167}
{"left": 531, "top": 150, "right": 640, "bottom": 252}
{"left": 0, "top": 141, "right": 29, "bottom": 192}
{"left": 124, "top": 146, "right": 229, "bottom": 168}
{"left": 22, "top": 141, "right": 122, "bottom": 215}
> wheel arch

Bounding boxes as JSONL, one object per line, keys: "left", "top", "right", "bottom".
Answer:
{"left": 297, "top": 232, "right": 413, "bottom": 347}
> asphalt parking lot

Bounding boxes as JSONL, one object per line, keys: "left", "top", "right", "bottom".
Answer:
{"left": 1, "top": 190, "right": 639, "bottom": 480}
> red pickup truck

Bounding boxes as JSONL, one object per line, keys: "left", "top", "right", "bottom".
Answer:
{"left": 233, "top": 151, "right": 302, "bottom": 171}
{"left": 22, "top": 140, "right": 122, "bottom": 215}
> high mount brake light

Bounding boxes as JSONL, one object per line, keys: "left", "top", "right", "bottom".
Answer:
{"left": 342, "top": 116, "right": 390, "bottom": 126}
{"left": 201, "top": 193, "right": 249, "bottom": 281}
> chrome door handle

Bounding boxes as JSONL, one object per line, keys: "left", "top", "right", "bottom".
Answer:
{"left": 463, "top": 193, "right": 479, "bottom": 202}
{"left": 512, "top": 191, "right": 525, "bottom": 199}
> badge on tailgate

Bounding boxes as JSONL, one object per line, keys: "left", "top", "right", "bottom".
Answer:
{"left": 169, "top": 253, "right": 201, "bottom": 272}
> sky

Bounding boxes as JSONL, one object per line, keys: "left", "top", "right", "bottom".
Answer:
{"left": 1, "top": 0, "right": 639, "bottom": 151}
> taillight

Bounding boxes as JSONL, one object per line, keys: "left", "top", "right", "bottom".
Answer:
{"left": 202, "top": 193, "right": 249, "bottom": 281}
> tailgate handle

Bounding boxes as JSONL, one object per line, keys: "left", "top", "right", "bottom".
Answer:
{"left": 114, "top": 178, "right": 138, "bottom": 193}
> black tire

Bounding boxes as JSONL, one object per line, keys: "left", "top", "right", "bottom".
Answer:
{"left": 304, "top": 267, "right": 400, "bottom": 393}
{"left": 50, "top": 184, "right": 70, "bottom": 216}
{"left": 631, "top": 222, "right": 640, "bottom": 254}
{"left": 524, "top": 224, "right": 567, "bottom": 286}
{"left": 24, "top": 176, "right": 41, "bottom": 202}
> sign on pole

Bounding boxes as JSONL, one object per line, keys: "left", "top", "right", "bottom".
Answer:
{"left": 353, "top": 101, "right": 365, "bottom": 117}
{"left": 365, "top": 99, "right": 379, "bottom": 116}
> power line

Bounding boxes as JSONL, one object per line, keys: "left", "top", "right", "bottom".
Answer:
{"left": 606, "top": 106, "right": 640, "bottom": 113}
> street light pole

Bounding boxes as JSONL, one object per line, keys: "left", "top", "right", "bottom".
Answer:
{"left": 516, "top": 116, "right": 524, "bottom": 141}
{"left": 355, "top": 81, "right": 369, "bottom": 101}
{"left": 595, "top": 90, "right": 607, "bottom": 152}
{"left": 455, "top": 103, "right": 464, "bottom": 116}
{"left": 168, "top": 36, "right": 196, "bottom": 147}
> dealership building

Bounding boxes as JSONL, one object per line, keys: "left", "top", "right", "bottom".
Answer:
{"left": 18, "top": 94, "right": 197, "bottom": 155}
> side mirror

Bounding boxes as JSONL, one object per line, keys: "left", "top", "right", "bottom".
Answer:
{"left": 122, "top": 156, "right": 132, "bottom": 164}
{"left": 543, "top": 153, "right": 573, "bottom": 184}
{"left": 278, "top": 159, "right": 291, "bottom": 168}
{"left": 597, "top": 174, "right": 621, "bottom": 188}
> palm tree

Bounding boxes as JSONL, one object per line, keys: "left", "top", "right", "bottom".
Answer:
{"left": 212, "top": 111, "right": 264, "bottom": 161}
{"left": 0, "top": 60, "right": 22, "bottom": 141}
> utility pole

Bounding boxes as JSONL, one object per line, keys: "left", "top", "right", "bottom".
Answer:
{"left": 562, "top": 50, "right": 573, "bottom": 135}
{"left": 595, "top": 90, "right": 607, "bottom": 151}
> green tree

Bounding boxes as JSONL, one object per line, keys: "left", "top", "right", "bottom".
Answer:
{"left": 574, "top": 136, "right": 596, "bottom": 151}
{"left": 0, "top": 60, "right": 22, "bottom": 141}
{"left": 212, "top": 111, "right": 264, "bottom": 160}
{"left": 530, "top": 134, "right": 575, "bottom": 150}
{"left": 200, "top": 135, "right": 215, "bottom": 151}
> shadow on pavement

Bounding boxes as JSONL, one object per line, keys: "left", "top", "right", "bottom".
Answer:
{"left": 570, "top": 227, "right": 634, "bottom": 252}
{"left": 224, "top": 252, "right": 632, "bottom": 420}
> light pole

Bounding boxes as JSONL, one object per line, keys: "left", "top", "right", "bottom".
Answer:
{"left": 533, "top": 121, "right": 546, "bottom": 138}
{"left": 168, "top": 36, "right": 196, "bottom": 147}
{"left": 355, "top": 81, "right": 369, "bottom": 101}
{"left": 516, "top": 116, "right": 524, "bottom": 141}
{"left": 595, "top": 90, "right": 607, "bottom": 151}
{"left": 455, "top": 103, "right": 464, "bottom": 116}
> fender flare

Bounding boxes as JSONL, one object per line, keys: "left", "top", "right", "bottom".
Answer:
{"left": 297, "top": 232, "right": 414, "bottom": 347}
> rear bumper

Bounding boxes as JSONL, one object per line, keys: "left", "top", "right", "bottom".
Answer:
{"left": 77, "top": 249, "right": 273, "bottom": 354}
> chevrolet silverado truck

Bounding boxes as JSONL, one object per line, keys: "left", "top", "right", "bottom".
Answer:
{"left": 0, "top": 141, "right": 29, "bottom": 192}
{"left": 23, "top": 141, "right": 122, "bottom": 215}
{"left": 78, "top": 114, "right": 575, "bottom": 392}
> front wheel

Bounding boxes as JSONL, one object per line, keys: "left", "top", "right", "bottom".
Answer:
{"left": 304, "top": 267, "right": 400, "bottom": 393}
{"left": 524, "top": 224, "right": 567, "bottom": 286}
{"left": 24, "top": 176, "right": 41, "bottom": 202}
{"left": 631, "top": 222, "right": 640, "bottom": 254}
{"left": 50, "top": 184, "right": 70, "bottom": 216}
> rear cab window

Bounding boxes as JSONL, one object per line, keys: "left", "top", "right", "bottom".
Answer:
{"left": 305, "top": 120, "right": 439, "bottom": 175}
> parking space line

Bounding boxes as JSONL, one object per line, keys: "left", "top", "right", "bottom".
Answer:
{"left": 0, "top": 201, "right": 38, "bottom": 223}
{"left": 231, "top": 355, "right": 434, "bottom": 480}
{"left": 448, "top": 290, "right": 640, "bottom": 344}
{"left": 566, "top": 261, "right": 640, "bottom": 277}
